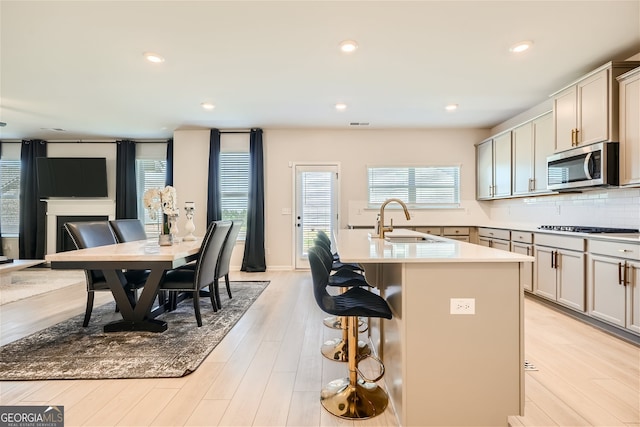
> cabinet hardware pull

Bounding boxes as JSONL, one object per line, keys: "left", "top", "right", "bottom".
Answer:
{"left": 618, "top": 249, "right": 631, "bottom": 253}
{"left": 526, "top": 247, "right": 530, "bottom": 256}
{"left": 618, "top": 262, "right": 623, "bottom": 285}
{"left": 551, "top": 251, "right": 555, "bottom": 269}
{"left": 623, "top": 262, "right": 629, "bottom": 287}
{"left": 554, "top": 251, "right": 559, "bottom": 269}
{"left": 575, "top": 129, "right": 579, "bottom": 145}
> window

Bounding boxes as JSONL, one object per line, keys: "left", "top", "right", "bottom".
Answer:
{"left": 136, "top": 159, "right": 167, "bottom": 235}
{"left": 220, "top": 152, "right": 249, "bottom": 240}
{"left": 368, "top": 166, "right": 461, "bottom": 208}
{"left": 0, "top": 159, "right": 21, "bottom": 236}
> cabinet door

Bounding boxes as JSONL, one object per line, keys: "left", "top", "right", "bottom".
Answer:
{"left": 619, "top": 71, "right": 640, "bottom": 186}
{"left": 476, "top": 140, "right": 493, "bottom": 199}
{"left": 553, "top": 85, "right": 577, "bottom": 152}
{"left": 532, "top": 112, "right": 554, "bottom": 192}
{"left": 478, "top": 237, "right": 491, "bottom": 248}
{"left": 493, "top": 132, "right": 512, "bottom": 197}
{"left": 556, "top": 249, "right": 585, "bottom": 311}
{"left": 534, "top": 246, "right": 557, "bottom": 300}
{"left": 578, "top": 69, "right": 609, "bottom": 146}
{"left": 588, "top": 254, "right": 626, "bottom": 327}
{"left": 626, "top": 261, "right": 640, "bottom": 334}
{"left": 491, "top": 239, "right": 511, "bottom": 252}
{"left": 512, "top": 122, "right": 533, "bottom": 196}
{"left": 512, "top": 243, "right": 533, "bottom": 292}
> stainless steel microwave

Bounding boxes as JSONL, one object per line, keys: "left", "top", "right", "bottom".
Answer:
{"left": 547, "top": 142, "right": 619, "bottom": 191}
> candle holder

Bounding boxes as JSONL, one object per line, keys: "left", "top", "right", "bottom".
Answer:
{"left": 183, "top": 202, "right": 196, "bottom": 241}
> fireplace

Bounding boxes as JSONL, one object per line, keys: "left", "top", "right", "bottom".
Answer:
{"left": 44, "top": 199, "right": 116, "bottom": 254}
{"left": 56, "top": 215, "right": 109, "bottom": 252}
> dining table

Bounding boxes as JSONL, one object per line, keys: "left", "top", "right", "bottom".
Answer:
{"left": 45, "top": 238, "right": 202, "bottom": 332}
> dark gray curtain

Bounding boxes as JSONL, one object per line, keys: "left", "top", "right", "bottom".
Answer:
{"left": 19, "top": 140, "right": 47, "bottom": 259}
{"left": 0, "top": 142, "right": 3, "bottom": 256}
{"left": 207, "top": 129, "right": 221, "bottom": 223}
{"left": 165, "top": 138, "right": 173, "bottom": 186}
{"left": 241, "top": 128, "right": 266, "bottom": 272}
{"left": 115, "top": 140, "right": 137, "bottom": 219}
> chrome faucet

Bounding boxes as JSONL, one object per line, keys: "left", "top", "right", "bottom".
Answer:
{"left": 378, "top": 198, "right": 411, "bottom": 238}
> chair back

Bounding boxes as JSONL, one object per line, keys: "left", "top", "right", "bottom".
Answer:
{"left": 316, "top": 229, "right": 332, "bottom": 249}
{"left": 64, "top": 221, "right": 118, "bottom": 286}
{"left": 194, "top": 221, "right": 232, "bottom": 291}
{"left": 216, "top": 221, "right": 242, "bottom": 279}
{"left": 109, "top": 219, "right": 147, "bottom": 242}
{"left": 308, "top": 246, "right": 336, "bottom": 314}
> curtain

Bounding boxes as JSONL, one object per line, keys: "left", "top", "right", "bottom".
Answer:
{"left": 207, "top": 129, "right": 221, "bottom": 223}
{"left": 0, "top": 142, "right": 3, "bottom": 256}
{"left": 241, "top": 128, "right": 266, "bottom": 272}
{"left": 165, "top": 138, "right": 173, "bottom": 186}
{"left": 19, "top": 140, "right": 47, "bottom": 259}
{"left": 115, "top": 140, "right": 137, "bottom": 219}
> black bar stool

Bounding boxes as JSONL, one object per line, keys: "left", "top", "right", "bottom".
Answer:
{"left": 309, "top": 246, "right": 392, "bottom": 420}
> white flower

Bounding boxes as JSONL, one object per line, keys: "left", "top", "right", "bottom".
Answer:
{"left": 143, "top": 186, "right": 178, "bottom": 220}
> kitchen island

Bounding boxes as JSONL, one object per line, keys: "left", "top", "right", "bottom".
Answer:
{"left": 335, "top": 229, "right": 534, "bottom": 426}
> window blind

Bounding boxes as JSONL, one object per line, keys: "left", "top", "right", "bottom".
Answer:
{"left": 220, "top": 152, "right": 249, "bottom": 240}
{"left": 0, "top": 160, "right": 21, "bottom": 235}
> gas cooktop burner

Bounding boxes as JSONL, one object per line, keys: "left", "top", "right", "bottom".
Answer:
{"left": 538, "top": 225, "right": 639, "bottom": 233}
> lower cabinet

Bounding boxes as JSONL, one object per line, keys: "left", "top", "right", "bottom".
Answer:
{"left": 478, "top": 227, "right": 510, "bottom": 251}
{"left": 534, "top": 233, "right": 586, "bottom": 312}
{"left": 588, "top": 240, "right": 640, "bottom": 334}
{"left": 511, "top": 231, "right": 533, "bottom": 292}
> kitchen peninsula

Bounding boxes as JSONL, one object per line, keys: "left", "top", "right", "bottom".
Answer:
{"left": 336, "top": 229, "right": 534, "bottom": 426}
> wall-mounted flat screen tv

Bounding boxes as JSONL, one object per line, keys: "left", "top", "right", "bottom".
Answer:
{"left": 36, "top": 157, "right": 108, "bottom": 198}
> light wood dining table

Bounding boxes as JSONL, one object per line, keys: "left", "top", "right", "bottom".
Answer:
{"left": 45, "top": 238, "right": 202, "bottom": 332}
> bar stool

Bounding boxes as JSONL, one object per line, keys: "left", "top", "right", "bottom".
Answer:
{"left": 309, "top": 246, "right": 392, "bottom": 420}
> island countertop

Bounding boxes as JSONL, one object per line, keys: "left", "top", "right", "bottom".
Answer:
{"left": 336, "top": 229, "right": 534, "bottom": 264}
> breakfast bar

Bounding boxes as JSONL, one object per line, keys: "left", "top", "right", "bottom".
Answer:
{"left": 336, "top": 229, "right": 534, "bottom": 426}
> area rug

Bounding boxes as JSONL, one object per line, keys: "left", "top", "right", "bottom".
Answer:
{"left": 0, "top": 269, "right": 86, "bottom": 305}
{"left": 0, "top": 281, "right": 268, "bottom": 380}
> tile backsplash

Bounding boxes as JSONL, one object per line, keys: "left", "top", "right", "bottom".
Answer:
{"left": 488, "top": 188, "right": 640, "bottom": 229}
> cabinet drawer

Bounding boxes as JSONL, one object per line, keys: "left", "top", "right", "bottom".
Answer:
{"left": 416, "top": 227, "right": 442, "bottom": 236}
{"left": 535, "top": 233, "right": 585, "bottom": 251}
{"left": 511, "top": 231, "right": 533, "bottom": 244}
{"left": 478, "top": 227, "right": 510, "bottom": 240}
{"left": 442, "top": 227, "right": 470, "bottom": 236}
{"left": 589, "top": 239, "right": 640, "bottom": 259}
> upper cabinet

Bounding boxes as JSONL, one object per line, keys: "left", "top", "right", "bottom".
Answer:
{"left": 617, "top": 67, "right": 640, "bottom": 187}
{"left": 476, "top": 132, "right": 512, "bottom": 200}
{"left": 551, "top": 61, "right": 640, "bottom": 153}
{"left": 512, "top": 112, "right": 554, "bottom": 196}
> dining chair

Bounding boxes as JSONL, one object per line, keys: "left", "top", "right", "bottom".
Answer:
{"left": 64, "top": 221, "right": 147, "bottom": 327}
{"left": 213, "top": 220, "right": 242, "bottom": 309}
{"left": 159, "top": 220, "right": 232, "bottom": 326}
{"left": 109, "top": 219, "right": 148, "bottom": 242}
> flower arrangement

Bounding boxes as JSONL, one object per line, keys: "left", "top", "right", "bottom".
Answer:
{"left": 143, "top": 186, "right": 179, "bottom": 235}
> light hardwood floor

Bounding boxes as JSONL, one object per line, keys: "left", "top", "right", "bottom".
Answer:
{"left": 0, "top": 270, "right": 638, "bottom": 427}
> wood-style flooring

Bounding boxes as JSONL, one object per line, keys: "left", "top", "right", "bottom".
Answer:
{"left": 0, "top": 270, "right": 638, "bottom": 426}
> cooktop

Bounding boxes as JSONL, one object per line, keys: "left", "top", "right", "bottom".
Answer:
{"left": 538, "top": 225, "right": 639, "bottom": 233}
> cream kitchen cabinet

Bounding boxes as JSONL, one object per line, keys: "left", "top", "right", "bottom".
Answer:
{"left": 618, "top": 67, "right": 640, "bottom": 187}
{"left": 534, "top": 233, "right": 586, "bottom": 311}
{"left": 511, "top": 231, "right": 534, "bottom": 292}
{"left": 551, "top": 61, "right": 640, "bottom": 153}
{"left": 478, "top": 227, "right": 510, "bottom": 251}
{"left": 588, "top": 239, "right": 640, "bottom": 335}
{"left": 443, "top": 226, "right": 470, "bottom": 242}
{"left": 476, "top": 132, "right": 512, "bottom": 200}
{"left": 512, "top": 112, "right": 554, "bottom": 195}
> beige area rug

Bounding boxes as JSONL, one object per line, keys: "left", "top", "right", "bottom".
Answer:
{"left": 0, "top": 268, "right": 86, "bottom": 305}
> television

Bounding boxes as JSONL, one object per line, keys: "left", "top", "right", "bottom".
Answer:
{"left": 36, "top": 157, "right": 108, "bottom": 198}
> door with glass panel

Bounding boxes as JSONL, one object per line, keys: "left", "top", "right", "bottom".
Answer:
{"left": 294, "top": 164, "right": 339, "bottom": 269}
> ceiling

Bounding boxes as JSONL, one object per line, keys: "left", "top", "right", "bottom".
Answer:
{"left": 1, "top": 0, "right": 639, "bottom": 141}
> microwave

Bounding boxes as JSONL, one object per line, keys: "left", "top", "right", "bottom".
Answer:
{"left": 547, "top": 142, "right": 619, "bottom": 191}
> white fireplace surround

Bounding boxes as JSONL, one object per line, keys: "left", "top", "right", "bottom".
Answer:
{"left": 44, "top": 199, "right": 116, "bottom": 255}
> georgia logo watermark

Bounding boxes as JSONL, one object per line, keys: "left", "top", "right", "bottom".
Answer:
{"left": 0, "top": 405, "right": 64, "bottom": 427}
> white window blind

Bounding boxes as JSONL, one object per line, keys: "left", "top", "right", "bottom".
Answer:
{"left": 220, "top": 152, "right": 249, "bottom": 240}
{"left": 368, "top": 166, "right": 461, "bottom": 208}
{"left": 136, "top": 159, "right": 167, "bottom": 235}
{"left": 0, "top": 160, "right": 21, "bottom": 236}
{"left": 300, "top": 170, "right": 335, "bottom": 255}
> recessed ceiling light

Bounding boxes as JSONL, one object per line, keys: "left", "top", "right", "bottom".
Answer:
{"left": 445, "top": 104, "right": 458, "bottom": 111}
{"left": 201, "top": 102, "right": 215, "bottom": 110}
{"left": 339, "top": 40, "right": 358, "bottom": 53}
{"left": 144, "top": 52, "right": 165, "bottom": 63}
{"left": 335, "top": 103, "right": 347, "bottom": 111}
{"left": 509, "top": 41, "right": 533, "bottom": 53}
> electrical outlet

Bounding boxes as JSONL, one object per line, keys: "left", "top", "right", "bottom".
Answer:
{"left": 450, "top": 298, "right": 475, "bottom": 315}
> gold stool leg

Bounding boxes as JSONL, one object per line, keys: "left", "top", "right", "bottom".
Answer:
{"left": 321, "top": 315, "right": 371, "bottom": 362}
{"left": 320, "top": 316, "right": 389, "bottom": 419}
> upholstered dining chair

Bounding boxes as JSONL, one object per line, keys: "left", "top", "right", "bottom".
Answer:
{"left": 109, "top": 219, "right": 148, "bottom": 242}
{"left": 213, "top": 220, "right": 242, "bottom": 309}
{"left": 159, "top": 220, "right": 232, "bottom": 326}
{"left": 65, "top": 221, "right": 147, "bottom": 327}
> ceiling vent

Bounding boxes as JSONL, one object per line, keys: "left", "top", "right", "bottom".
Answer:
{"left": 349, "top": 122, "right": 370, "bottom": 126}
